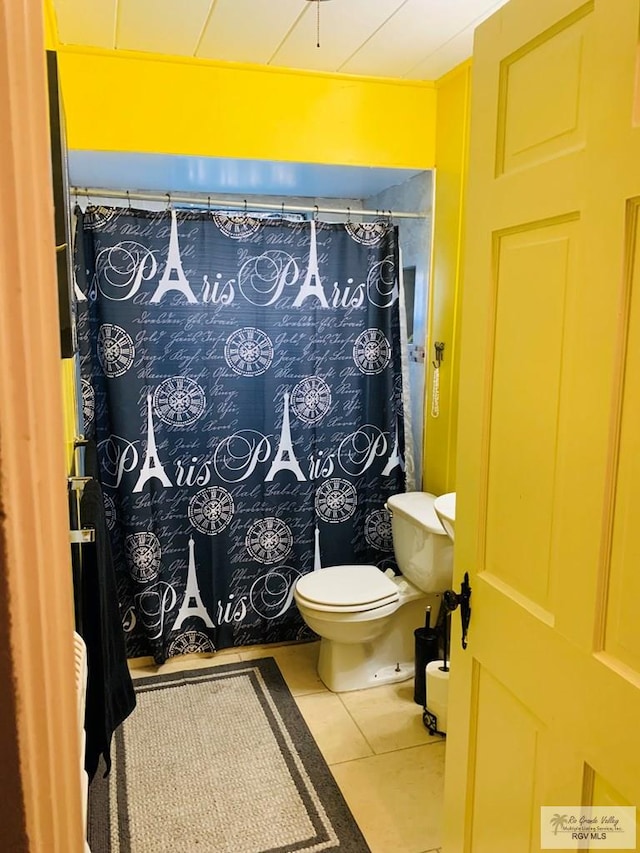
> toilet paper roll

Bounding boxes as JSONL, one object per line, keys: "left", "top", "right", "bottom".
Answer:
{"left": 426, "top": 660, "right": 450, "bottom": 733}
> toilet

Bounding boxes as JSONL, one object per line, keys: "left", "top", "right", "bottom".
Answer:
{"left": 294, "top": 492, "right": 454, "bottom": 692}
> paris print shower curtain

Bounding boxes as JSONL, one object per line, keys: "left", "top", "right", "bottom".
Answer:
{"left": 76, "top": 206, "right": 408, "bottom": 663}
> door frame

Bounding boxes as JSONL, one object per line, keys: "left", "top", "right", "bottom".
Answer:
{"left": 0, "top": 1, "right": 84, "bottom": 849}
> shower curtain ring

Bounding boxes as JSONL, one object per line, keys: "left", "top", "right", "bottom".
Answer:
{"left": 281, "top": 201, "right": 285, "bottom": 217}
{"left": 126, "top": 190, "right": 132, "bottom": 210}
{"left": 313, "top": 205, "right": 319, "bottom": 222}
{"left": 243, "top": 199, "right": 248, "bottom": 216}
{"left": 165, "top": 193, "right": 171, "bottom": 210}
{"left": 347, "top": 206, "right": 351, "bottom": 223}
{"left": 208, "top": 196, "right": 211, "bottom": 213}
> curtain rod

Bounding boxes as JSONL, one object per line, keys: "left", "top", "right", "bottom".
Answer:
{"left": 70, "top": 187, "right": 427, "bottom": 220}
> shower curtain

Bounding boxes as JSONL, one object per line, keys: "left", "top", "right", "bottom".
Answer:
{"left": 76, "top": 206, "right": 410, "bottom": 663}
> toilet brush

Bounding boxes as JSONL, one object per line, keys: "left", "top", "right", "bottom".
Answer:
{"left": 441, "top": 611, "right": 450, "bottom": 673}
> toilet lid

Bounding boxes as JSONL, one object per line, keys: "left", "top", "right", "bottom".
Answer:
{"left": 385, "top": 491, "right": 446, "bottom": 535}
{"left": 295, "top": 565, "right": 399, "bottom": 609}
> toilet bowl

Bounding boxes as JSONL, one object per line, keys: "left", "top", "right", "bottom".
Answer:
{"left": 294, "top": 492, "right": 453, "bottom": 692}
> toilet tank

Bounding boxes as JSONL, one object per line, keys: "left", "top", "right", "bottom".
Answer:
{"left": 385, "top": 492, "right": 453, "bottom": 592}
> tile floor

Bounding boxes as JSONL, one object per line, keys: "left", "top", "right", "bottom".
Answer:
{"left": 130, "top": 640, "right": 445, "bottom": 853}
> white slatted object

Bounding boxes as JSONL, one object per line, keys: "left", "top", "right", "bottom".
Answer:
{"left": 73, "top": 631, "right": 91, "bottom": 852}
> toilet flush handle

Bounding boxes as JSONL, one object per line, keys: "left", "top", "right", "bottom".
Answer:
{"left": 442, "top": 572, "right": 472, "bottom": 650}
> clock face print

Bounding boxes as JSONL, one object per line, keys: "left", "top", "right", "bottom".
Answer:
{"left": 168, "top": 631, "right": 216, "bottom": 656}
{"left": 353, "top": 328, "right": 391, "bottom": 375}
{"left": 224, "top": 328, "right": 274, "bottom": 377}
{"left": 84, "top": 206, "right": 120, "bottom": 231}
{"left": 97, "top": 323, "right": 136, "bottom": 378}
{"left": 103, "top": 492, "right": 117, "bottom": 531}
{"left": 344, "top": 220, "right": 389, "bottom": 246}
{"left": 188, "top": 486, "right": 235, "bottom": 535}
{"left": 315, "top": 478, "right": 358, "bottom": 524}
{"left": 245, "top": 518, "right": 293, "bottom": 564}
{"left": 212, "top": 211, "right": 261, "bottom": 240}
{"left": 291, "top": 376, "right": 332, "bottom": 424}
{"left": 125, "top": 531, "right": 162, "bottom": 582}
{"left": 81, "top": 379, "right": 95, "bottom": 427}
{"left": 364, "top": 509, "right": 393, "bottom": 551}
{"left": 152, "top": 377, "right": 206, "bottom": 427}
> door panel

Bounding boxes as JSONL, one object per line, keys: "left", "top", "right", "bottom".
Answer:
{"left": 486, "top": 220, "right": 578, "bottom": 614}
{"left": 444, "top": 0, "right": 640, "bottom": 849}
{"left": 496, "top": 5, "right": 591, "bottom": 177}
{"left": 469, "top": 665, "right": 541, "bottom": 853}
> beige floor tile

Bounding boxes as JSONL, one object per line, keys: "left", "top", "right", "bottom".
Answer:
{"left": 295, "top": 691, "right": 373, "bottom": 765}
{"left": 128, "top": 655, "right": 156, "bottom": 669}
{"left": 130, "top": 651, "right": 243, "bottom": 679}
{"left": 240, "top": 640, "right": 326, "bottom": 696}
{"left": 339, "top": 679, "right": 441, "bottom": 754}
{"left": 331, "top": 742, "right": 445, "bottom": 853}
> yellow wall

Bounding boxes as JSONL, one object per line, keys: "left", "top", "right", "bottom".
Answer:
{"left": 56, "top": 46, "right": 437, "bottom": 169}
{"left": 423, "top": 60, "right": 471, "bottom": 494}
{"left": 61, "top": 358, "right": 77, "bottom": 473}
{"left": 50, "top": 40, "right": 463, "bottom": 484}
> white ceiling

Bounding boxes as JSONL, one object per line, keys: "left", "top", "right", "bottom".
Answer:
{"left": 52, "top": 0, "right": 510, "bottom": 80}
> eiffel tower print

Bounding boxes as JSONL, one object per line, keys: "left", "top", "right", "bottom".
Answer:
{"left": 150, "top": 208, "right": 198, "bottom": 304}
{"left": 382, "top": 417, "right": 405, "bottom": 476}
{"left": 133, "top": 393, "right": 173, "bottom": 493}
{"left": 265, "top": 390, "right": 306, "bottom": 482}
{"left": 313, "top": 526, "right": 322, "bottom": 571}
{"left": 172, "top": 537, "right": 215, "bottom": 631}
{"left": 292, "top": 219, "right": 328, "bottom": 308}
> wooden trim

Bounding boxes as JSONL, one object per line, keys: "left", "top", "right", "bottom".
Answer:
{"left": 0, "top": 1, "right": 84, "bottom": 850}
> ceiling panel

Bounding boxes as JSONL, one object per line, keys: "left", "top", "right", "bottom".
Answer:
{"left": 405, "top": 1, "right": 507, "bottom": 79}
{"left": 52, "top": 0, "right": 510, "bottom": 81}
{"left": 270, "top": 0, "right": 404, "bottom": 73}
{"left": 54, "top": 0, "right": 116, "bottom": 48}
{"left": 341, "top": 0, "right": 504, "bottom": 78}
{"left": 116, "top": 0, "right": 212, "bottom": 55}
{"left": 197, "top": 0, "right": 303, "bottom": 64}
{"left": 405, "top": 25, "right": 477, "bottom": 81}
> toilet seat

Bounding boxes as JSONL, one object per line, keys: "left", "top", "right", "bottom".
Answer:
{"left": 294, "top": 564, "right": 399, "bottom": 614}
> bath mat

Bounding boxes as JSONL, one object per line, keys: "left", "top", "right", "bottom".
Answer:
{"left": 88, "top": 657, "right": 371, "bottom": 852}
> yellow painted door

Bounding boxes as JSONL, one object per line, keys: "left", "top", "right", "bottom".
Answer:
{"left": 443, "top": 1, "right": 640, "bottom": 850}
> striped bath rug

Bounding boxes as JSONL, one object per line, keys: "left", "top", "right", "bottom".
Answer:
{"left": 88, "top": 657, "right": 370, "bottom": 852}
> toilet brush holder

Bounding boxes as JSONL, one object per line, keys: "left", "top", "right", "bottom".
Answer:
{"left": 413, "top": 607, "right": 439, "bottom": 705}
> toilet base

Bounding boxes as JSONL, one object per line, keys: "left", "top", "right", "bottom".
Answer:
{"left": 316, "top": 592, "right": 441, "bottom": 692}
{"left": 371, "top": 661, "right": 414, "bottom": 685}
{"left": 318, "top": 641, "right": 415, "bottom": 692}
